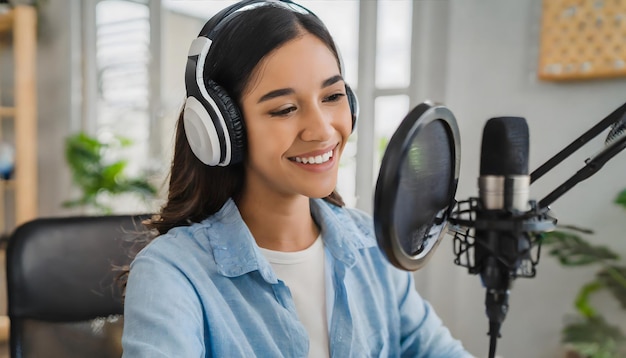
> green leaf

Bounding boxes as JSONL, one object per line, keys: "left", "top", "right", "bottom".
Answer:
{"left": 616, "top": 189, "right": 626, "bottom": 210}
{"left": 597, "top": 265, "right": 626, "bottom": 310}
{"left": 574, "top": 281, "right": 604, "bottom": 318}
{"left": 65, "top": 133, "right": 105, "bottom": 193}
{"left": 542, "top": 230, "right": 619, "bottom": 266}
{"left": 562, "top": 316, "right": 626, "bottom": 357}
{"left": 101, "top": 160, "right": 128, "bottom": 190}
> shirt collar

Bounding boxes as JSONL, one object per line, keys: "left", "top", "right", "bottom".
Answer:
{"left": 204, "top": 198, "right": 377, "bottom": 282}
{"left": 310, "top": 198, "right": 376, "bottom": 267}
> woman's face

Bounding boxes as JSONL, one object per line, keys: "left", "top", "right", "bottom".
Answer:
{"left": 240, "top": 32, "right": 352, "bottom": 201}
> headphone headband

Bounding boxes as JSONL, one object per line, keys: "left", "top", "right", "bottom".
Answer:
{"left": 200, "top": 0, "right": 313, "bottom": 39}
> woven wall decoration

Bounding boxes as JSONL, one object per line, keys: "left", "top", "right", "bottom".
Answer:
{"left": 538, "top": 0, "right": 626, "bottom": 81}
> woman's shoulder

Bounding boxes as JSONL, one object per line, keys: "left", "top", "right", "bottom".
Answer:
{"left": 134, "top": 222, "right": 214, "bottom": 266}
{"left": 136, "top": 200, "right": 241, "bottom": 259}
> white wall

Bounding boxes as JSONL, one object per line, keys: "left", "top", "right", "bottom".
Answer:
{"left": 416, "top": 1, "right": 626, "bottom": 357}
{"left": 36, "top": 0, "right": 83, "bottom": 218}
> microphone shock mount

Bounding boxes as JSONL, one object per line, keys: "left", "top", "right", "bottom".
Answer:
{"left": 449, "top": 198, "right": 556, "bottom": 279}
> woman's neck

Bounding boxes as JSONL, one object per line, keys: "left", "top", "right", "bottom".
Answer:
{"left": 236, "top": 191, "right": 319, "bottom": 252}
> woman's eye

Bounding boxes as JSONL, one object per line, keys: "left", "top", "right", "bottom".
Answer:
{"left": 324, "top": 93, "right": 345, "bottom": 103}
{"left": 269, "top": 106, "right": 296, "bottom": 117}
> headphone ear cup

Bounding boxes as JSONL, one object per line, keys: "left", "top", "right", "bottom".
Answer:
{"left": 183, "top": 96, "right": 223, "bottom": 166}
{"left": 345, "top": 84, "right": 359, "bottom": 132}
{"left": 205, "top": 80, "right": 246, "bottom": 165}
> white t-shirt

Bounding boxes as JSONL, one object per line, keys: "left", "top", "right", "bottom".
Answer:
{"left": 259, "top": 236, "right": 329, "bottom": 358}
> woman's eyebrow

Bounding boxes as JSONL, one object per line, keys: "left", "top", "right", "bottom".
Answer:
{"left": 257, "top": 88, "right": 295, "bottom": 103}
{"left": 257, "top": 75, "right": 344, "bottom": 104}
{"left": 322, "top": 75, "right": 344, "bottom": 88}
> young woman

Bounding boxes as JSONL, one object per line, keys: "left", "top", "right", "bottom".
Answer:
{"left": 122, "top": 1, "right": 472, "bottom": 357}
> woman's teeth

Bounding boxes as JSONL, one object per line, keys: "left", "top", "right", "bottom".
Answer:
{"left": 293, "top": 149, "right": 333, "bottom": 164}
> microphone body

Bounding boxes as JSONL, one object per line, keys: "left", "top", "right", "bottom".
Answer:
{"left": 474, "top": 117, "right": 532, "bottom": 354}
{"left": 476, "top": 116, "right": 530, "bottom": 290}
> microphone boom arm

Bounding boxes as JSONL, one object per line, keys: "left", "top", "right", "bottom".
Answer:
{"left": 530, "top": 101, "right": 626, "bottom": 185}
{"left": 538, "top": 133, "right": 626, "bottom": 208}
{"left": 529, "top": 101, "right": 626, "bottom": 209}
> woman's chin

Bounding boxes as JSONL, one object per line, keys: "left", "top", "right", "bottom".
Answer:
{"left": 302, "top": 186, "right": 336, "bottom": 200}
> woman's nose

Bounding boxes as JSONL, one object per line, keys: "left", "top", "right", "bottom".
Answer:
{"left": 300, "top": 105, "right": 334, "bottom": 142}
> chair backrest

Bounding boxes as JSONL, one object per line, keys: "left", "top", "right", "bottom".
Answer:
{"left": 6, "top": 214, "right": 151, "bottom": 358}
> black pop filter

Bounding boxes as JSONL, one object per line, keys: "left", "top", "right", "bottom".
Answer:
{"left": 374, "top": 102, "right": 461, "bottom": 271}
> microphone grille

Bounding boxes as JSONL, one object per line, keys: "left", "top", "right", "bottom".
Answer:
{"left": 480, "top": 117, "right": 529, "bottom": 176}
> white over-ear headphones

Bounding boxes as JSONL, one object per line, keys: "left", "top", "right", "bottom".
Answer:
{"left": 183, "top": 0, "right": 359, "bottom": 166}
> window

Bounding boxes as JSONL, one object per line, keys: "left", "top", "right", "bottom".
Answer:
{"left": 95, "top": 0, "right": 151, "bottom": 150}
{"left": 376, "top": 0, "right": 412, "bottom": 89}
{"left": 82, "top": 0, "right": 159, "bottom": 213}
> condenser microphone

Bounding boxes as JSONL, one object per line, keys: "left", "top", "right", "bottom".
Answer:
{"left": 474, "top": 117, "right": 532, "bottom": 357}
{"left": 448, "top": 102, "right": 626, "bottom": 358}
{"left": 476, "top": 117, "right": 531, "bottom": 291}
{"left": 449, "top": 116, "right": 555, "bottom": 358}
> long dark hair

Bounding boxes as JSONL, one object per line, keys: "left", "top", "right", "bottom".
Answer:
{"left": 148, "top": 4, "right": 346, "bottom": 236}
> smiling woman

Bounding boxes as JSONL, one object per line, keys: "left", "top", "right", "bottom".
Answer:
{"left": 121, "top": 1, "right": 472, "bottom": 357}
{"left": 239, "top": 33, "right": 352, "bottom": 215}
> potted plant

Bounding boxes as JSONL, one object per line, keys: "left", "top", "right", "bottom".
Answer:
{"left": 64, "top": 132, "right": 157, "bottom": 215}
{"left": 542, "top": 189, "right": 626, "bottom": 358}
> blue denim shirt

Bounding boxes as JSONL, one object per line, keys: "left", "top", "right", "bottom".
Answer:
{"left": 122, "top": 198, "right": 472, "bottom": 357}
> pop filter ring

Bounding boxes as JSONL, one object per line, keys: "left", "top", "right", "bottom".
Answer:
{"left": 374, "top": 102, "right": 461, "bottom": 271}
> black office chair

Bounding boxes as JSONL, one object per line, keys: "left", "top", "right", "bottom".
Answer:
{"left": 5, "top": 214, "right": 151, "bottom": 358}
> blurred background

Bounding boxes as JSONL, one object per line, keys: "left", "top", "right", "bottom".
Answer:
{"left": 0, "top": 0, "right": 625, "bottom": 357}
